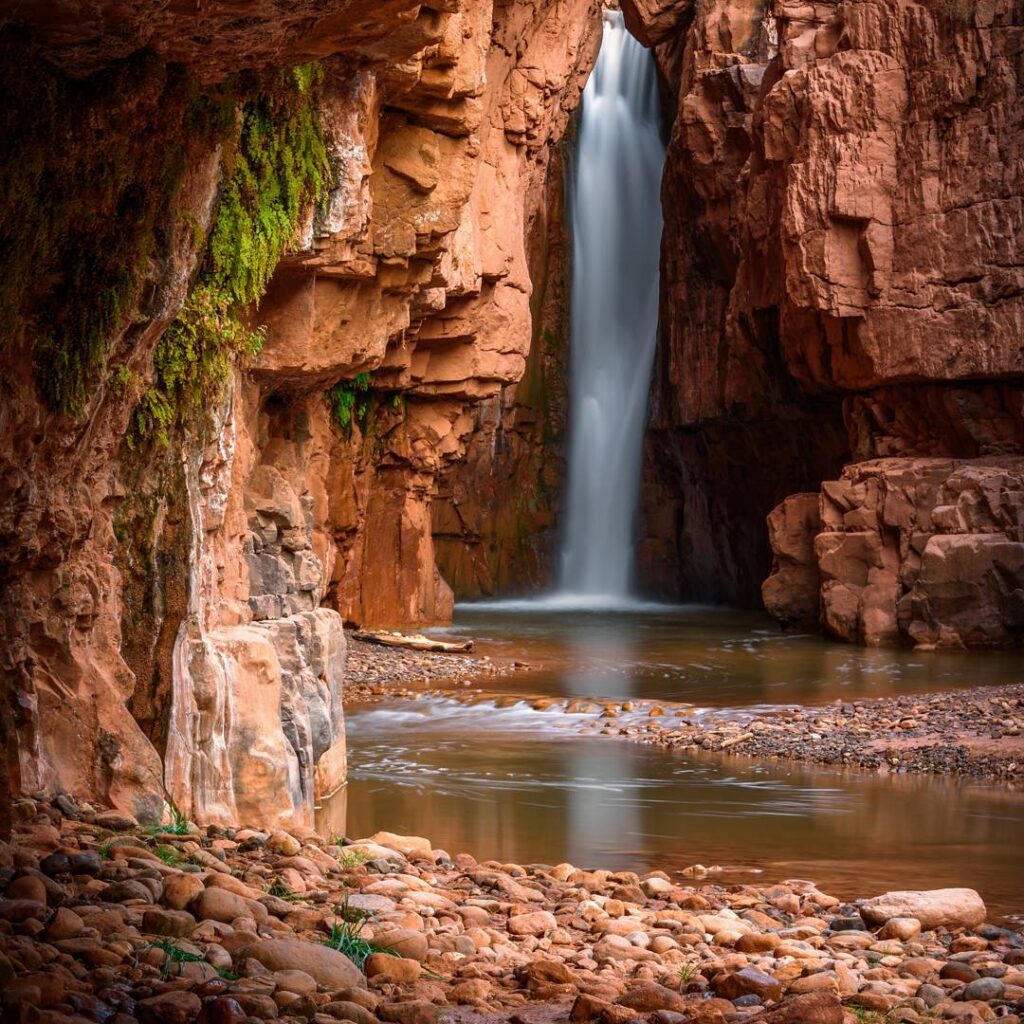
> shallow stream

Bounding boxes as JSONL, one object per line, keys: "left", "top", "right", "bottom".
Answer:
{"left": 331, "top": 605, "right": 1024, "bottom": 921}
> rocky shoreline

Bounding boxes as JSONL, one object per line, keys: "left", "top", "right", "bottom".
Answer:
{"left": 596, "top": 683, "right": 1024, "bottom": 783}
{"left": 343, "top": 634, "right": 520, "bottom": 705}
{"left": 343, "top": 630, "right": 1023, "bottom": 783}
{"left": 406, "top": 682, "right": 1024, "bottom": 784}
{"left": 1, "top": 800, "right": 1023, "bottom": 1024}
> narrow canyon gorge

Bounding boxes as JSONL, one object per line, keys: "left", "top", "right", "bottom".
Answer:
{"left": 1, "top": 2, "right": 1023, "bottom": 1023}
{"left": 1, "top": 0, "right": 1022, "bottom": 828}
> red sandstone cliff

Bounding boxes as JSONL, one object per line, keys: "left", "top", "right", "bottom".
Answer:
{"left": 0, "top": 0, "right": 601, "bottom": 825}
{"left": 623, "top": 0, "right": 1023, "bottom": 645}
{"left": 1, "top": 0, "right": 1022, "bottom": 834}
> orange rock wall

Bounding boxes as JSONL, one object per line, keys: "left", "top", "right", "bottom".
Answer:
{"left": 432, "top": 144, "right": 574, "bottom": 599}
{"left": 0, "top": 0, "right": 601, "bottom": 823}
{"left": 627, "top": 0, "right": 1024, "bottom": 642}
{"left": 255, "top": 1, "right": 601, "bottom": 625}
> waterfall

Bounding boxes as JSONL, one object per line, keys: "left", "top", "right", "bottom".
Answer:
{"left": 557, "top": 10, "right": 665, "bottom": 603}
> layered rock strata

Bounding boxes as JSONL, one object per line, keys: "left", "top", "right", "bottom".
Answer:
{"left": 0, "top": 0, "right": 601, "bottom": 823}
{"left": 624, "top": 0, "right": 1024, "bottom": 640}
{"left": 764, "top": 458, "right": 1024, "bottom": 647}
{"left": 432, "top": 144, "right": 574, "bottom": 598}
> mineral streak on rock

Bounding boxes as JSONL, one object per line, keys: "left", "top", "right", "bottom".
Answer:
{"left": 0, "top": 0, "right": 602, "bottom": 825}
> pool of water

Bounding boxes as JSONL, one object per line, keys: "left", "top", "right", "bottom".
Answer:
{"left": 443, "top": 603, "right": 1024, "bottom": 708}
{"left": 331, "top": 605, "right": 1024, "bottom": 922}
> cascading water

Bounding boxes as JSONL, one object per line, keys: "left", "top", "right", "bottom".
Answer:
{"left": 557, "top": 10, "right": 665, "bottom": 603}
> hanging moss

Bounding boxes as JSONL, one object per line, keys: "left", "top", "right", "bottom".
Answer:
{"left": 131, "top": 63, "right": 330, "bottom": 447}
{"left": 327, "top": 372, "right": 372, "bottom": 434}
{"left": 0, "top": 33, "right": 235, "bottom": 416}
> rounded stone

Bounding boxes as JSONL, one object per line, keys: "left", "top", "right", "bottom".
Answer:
{"left": 162, "top": 873, "right": 206, "bottom": 910}
{"left": 6, "top": 875, "right": 48, "bottom": 904}
{"left": 962, "top": 977, "right": 1004, "bottom": 1002}
{"left": 365, "top": 954, "right": 422, "bottom": 983}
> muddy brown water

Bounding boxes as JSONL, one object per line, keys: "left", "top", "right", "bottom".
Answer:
{"left": 327, "top": 605, "right": 1024, "bottom": 922}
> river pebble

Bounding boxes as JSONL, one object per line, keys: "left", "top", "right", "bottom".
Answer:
{"left": 1, "top": 796, "right": 1023, "bottom": 1024}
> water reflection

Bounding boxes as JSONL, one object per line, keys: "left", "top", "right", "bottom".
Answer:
{"left": 334, "top": 606, "right": 1024, "bottom": 923}
{"left": 445, "top": 605, "right": 1023, "bottom": 707}
{"left": 338, "top": 700, "right": 1024, "bottom": 919}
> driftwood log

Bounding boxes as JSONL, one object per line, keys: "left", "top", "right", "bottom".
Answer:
{"left": 353, "top": 631, "right": 473, "bottom": 653}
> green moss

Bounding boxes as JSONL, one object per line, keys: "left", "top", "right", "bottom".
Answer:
{"left": 1, "top": 42, "right": 327, "bottom": 429}
{"left": 204, "top": 68, "right": 329, "bottom": 308}
{"left": 328, "top": 372, "right": 372, "bottom": 434}
{"left": 107, "top": 364, "right": 140, "bottom": 397}
{"left": 132, "top": 64, "right": 330, "bottom": 447}
{"left": 131, "top": 285, "right": 266, "bottom": 447}
{"left": 0, "top": 36, "right": 235, "bottom": 416}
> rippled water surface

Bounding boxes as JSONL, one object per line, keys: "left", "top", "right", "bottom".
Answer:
{"left": 331, "top": 606, "right": 1024, "bottom": 920}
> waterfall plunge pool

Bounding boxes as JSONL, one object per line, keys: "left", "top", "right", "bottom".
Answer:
{"left": 332, "top": 604, "right": 1024, "bottom": 923}
{"left": 330, "top": 16, "right": 1024, "bottom": 924}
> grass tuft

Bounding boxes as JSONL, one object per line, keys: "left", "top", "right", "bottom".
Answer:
{"left": 336, "top": 847, "right": 369, "bottom": 870}
{"left": 152, "top": 845, "right": 182, "bottom": 866}
{"left": 267, "top": 877, "right": 304, "bottom": 903}
{"left": 318, "top": 895, "right": 400, "bottom": 970}
{"left": 143, "top": 798, "right": 191, "bottom": 836}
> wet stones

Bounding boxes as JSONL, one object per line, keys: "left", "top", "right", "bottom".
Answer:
{"left": 712, "top": 966, "right": 783, "bottom": 1002}
{"left": 344, "top": 634, "right": 518, "bottom": 704}
{"left": 611, "top": 684, "right": 1024, "bottom": 782}
{"left": 240, "top": 938, "right": 365, "bottom": 990}
{"left": 861, "top": 888, "right": 988, "bottom": 931}
{"left": 508, "top": 910, "right": 558, "bottom": 936}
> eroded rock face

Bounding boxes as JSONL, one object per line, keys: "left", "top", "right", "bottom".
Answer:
{"left": 0, "top": 0, "right": 601, "bottom": 822}
{"left": 255, "top": 0, "right": 601, "bottom": 625}
{"left": 433, "top": 145, "right": 573, "bottom": 599}
{"left": 761, "top": 493, "right": 821, "bottom": 628}
{"left": 632, "top": 0, "right": 1024, "bottom": 638}
{"left": 765, "top": 459, "right": 1024, "bottom": 647}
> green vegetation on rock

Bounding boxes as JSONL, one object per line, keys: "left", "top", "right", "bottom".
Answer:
{"left": 0, "top": 40, "right": 327, "bottom": 430}
{"left": 133, "top": 63, "right": 330, "bottom": 446}
{"left": 0, "top": 37, "right": 234, "bottom": 416}
{"left": 327, "top": 373, "right": 408, "bottom": 445}
{"left": 319, "top": 896, "right": 397, "bottom": 969}
{"left": 327, "top": 372, "right": 373, "bottom": 434}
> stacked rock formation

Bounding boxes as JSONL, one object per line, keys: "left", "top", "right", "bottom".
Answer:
{"left": 617, "top": 0, "right": 1023, "bottom": 647}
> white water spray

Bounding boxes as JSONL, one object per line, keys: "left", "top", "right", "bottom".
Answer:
{"left": 557, "top": 11, "right": 665, "bottom": 603}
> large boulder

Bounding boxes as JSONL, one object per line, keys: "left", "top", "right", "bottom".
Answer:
{"left": 713, "top": 967, "right": 783, "bottom": 1002}
{"left": 367, "top": 832, "right": 432, "bottom": 858}
{"left": 620, "top": 0, "right": 692, "bottom": 47}
{"left": 239, "top": 938, "right": 365, "bottom": 990}
{"left": 762, "top": 493, "right": 823, "bottom": 628}
{"left": 763, "top": 992, "right": 843, "bottom": 1024}
{"left": 860, "top": 888, "right": 986, "bottom": 930}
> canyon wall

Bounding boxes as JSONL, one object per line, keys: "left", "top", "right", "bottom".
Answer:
{"left": 0, "top": 0, "right": 600, "bottom": 824}
{"left": 625, "top": 0, "right": 1024, "bottom": 644}
{"left": 2, "top": 0, "right": 1021, "bottom": 833}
